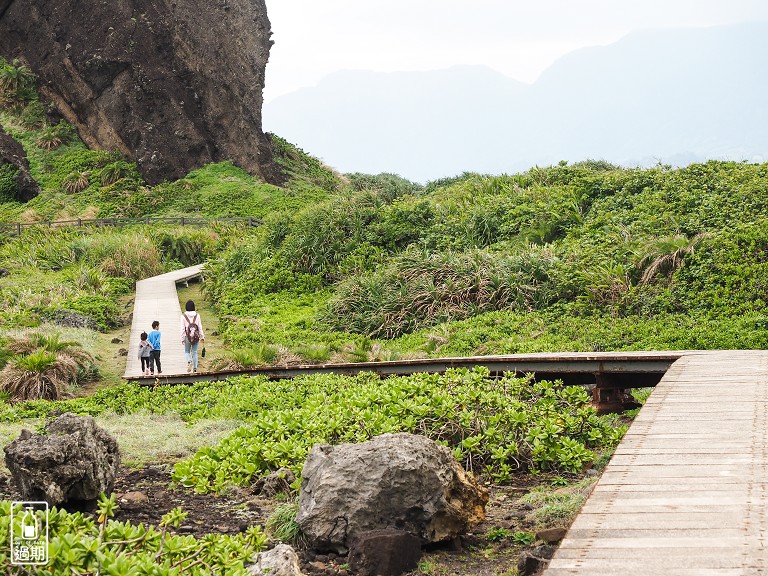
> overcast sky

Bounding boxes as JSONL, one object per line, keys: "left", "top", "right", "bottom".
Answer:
{"left": 264, "top": 0, "right": 768, "bottom": 102}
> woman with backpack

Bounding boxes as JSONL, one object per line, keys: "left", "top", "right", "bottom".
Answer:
{"left": 181, "top": 300, "right": 205, "bottom": 373}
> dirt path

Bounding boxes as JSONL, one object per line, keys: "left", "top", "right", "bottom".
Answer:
{"left": 0, "top": 463, "right": 581, "bottom": 576}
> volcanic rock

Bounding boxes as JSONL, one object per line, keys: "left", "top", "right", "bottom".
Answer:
{"left": 348, "top": 529, "right": 422, "bottom": 576}
{"left": 0, "top": 0, "right": 283, "bottom": 185}
{"left": 4, "top": 413, "right": 120, "bottom": 507}
{"left": 297, "top": 433, "right": 488, "bottom": 553}
{"left": 247, "top": 543, "right": 304, "bottom": 576}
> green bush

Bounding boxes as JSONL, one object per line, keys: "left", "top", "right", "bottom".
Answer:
{"left": 0, "top": 368, "right": 625, "bottom": 492}
{"left": 345, "top": 172, "right": 423, "bottom": 201}
{"left": 0, "top": 163, "right": 18, "bottom": 201}
{"left": 0, "top": 58, "right": 36, "bottom": 107}
{"left": 55, "top": 294, "right": 120, "bottom": 330}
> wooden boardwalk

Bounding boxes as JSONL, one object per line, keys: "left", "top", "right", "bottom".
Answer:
{"left": 544, "top": 350, "right": 768, "bottom": 575}
{"left": 121, "top": 266, "right": 768, "bottom": 572}
{"left": 123, "top": 264, "right": 203, "bottom": 378}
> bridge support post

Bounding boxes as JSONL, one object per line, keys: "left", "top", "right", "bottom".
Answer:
{"left": 592, "top": 373, "right": 640, "bottom": 414}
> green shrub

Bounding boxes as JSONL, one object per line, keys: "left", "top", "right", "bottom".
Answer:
{"left": 345, "top": 172, "right": 422, "bottom": 201}
{"left": 0, "top": 163, "right": 18, "bottom": 201}
{"left": 0, "top": 58, "right": 36, "bottom": 107}
{"left": 18, "top": 99, "right": 47, "bottom": 129}
{"left": 56, "top": 294, "right": 120, "bottom": 330}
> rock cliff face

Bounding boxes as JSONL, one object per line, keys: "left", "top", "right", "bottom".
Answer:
{"left": 0, "top": 0, "right": 282, "bottom": 185}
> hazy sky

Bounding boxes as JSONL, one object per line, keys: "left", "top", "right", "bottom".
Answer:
{"left": 264, "top": 0, "right": 768, "bottom": 102}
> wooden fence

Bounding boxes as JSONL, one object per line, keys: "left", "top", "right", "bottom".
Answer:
{"left": 0, "top": 216, "right": 263, "bottom": 237}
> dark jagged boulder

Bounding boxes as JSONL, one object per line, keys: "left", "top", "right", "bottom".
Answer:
{"left": 4, "top": 413, "right": 120, "bottom": 507}
{"left": 0, "top": 0, "right": 283, "bottom": 185}
{"left": 0, "top": 126, "right": 39, "bottom": 201}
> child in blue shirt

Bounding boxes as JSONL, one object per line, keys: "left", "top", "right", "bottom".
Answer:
{"left": 147, "top": 320, "right": 162, "bottom": 374}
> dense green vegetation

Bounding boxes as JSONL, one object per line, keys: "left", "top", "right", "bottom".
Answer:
{"left": 4, "top": 53, "right": 765, "bottom": 363}
{"left": 202, "top": 161, "right": 768, "bottom": 360}
{"left": 0, "top": 368, "right": 625, "bottom": 493}
{"left": 0, "top": 55, "right": 766, "bottom": 573}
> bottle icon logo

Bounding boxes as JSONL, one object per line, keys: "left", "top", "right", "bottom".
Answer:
{"left": 10, "top": 501, "right": 49, "bottom": 565}
{"left": 21, "top": 507, "right": 38, "bottom": 539}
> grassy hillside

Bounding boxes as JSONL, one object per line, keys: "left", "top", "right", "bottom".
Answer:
{"left": 1, "top": 52, "right": 766, "bottom": 576}
{"left": 202, "top": 161, "right": 768, "bottom": 363}
{"left": 1, "top": 54, "right": 767, "bottom": 373}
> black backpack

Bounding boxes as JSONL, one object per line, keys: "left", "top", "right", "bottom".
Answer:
{"left": 184, "top": 313, "right": 201, "bottom": 343}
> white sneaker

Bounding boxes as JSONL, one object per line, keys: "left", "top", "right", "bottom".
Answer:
{"left": 187, "top": 361, "right": 192, "bottom": 373}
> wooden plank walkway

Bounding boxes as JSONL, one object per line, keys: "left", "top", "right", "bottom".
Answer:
{"left": 123, "top": 264, "right": 204, "bottom": 378}
{"left": 544, "top": 350, "right": 768, "bottom": 575}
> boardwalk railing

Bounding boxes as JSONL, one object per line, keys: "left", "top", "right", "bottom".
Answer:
{"left": 0, "top": 216, "right": 262, "bottom": 236}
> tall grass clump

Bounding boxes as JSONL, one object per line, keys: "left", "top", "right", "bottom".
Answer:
{"left": 278, "top": 191, "right": 386, "bottom": 278}
{"left": 1, "top": 227, "right": 79, "bottom": 271}
{"left": 0, "top": 332, "right": 96, "bottom": 402}
{"left": 0, "top": 332, "right": 98, "bottom": 402}
{"left": 266, "top": 501, "right": 303, "bottom": 545}
{"left": 211, "top": 344, "right": 279, "bottom": 370}
{"left": 75, "top": 232, "right": 165, "bottom": 279}
{"left": 324, "top": 245, "right": 562, "bottom": 338}
{"left": 0, "top": 350, "right": 67, "bottom": 401}
{"left": 269, "top": 133, "right": 345, "bottom": 193}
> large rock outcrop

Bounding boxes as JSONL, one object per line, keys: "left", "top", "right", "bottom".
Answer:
{"left": 297, "top": 433, "right": 488, "bottom": 554}
{"left": 0, "top": 126, "right": 39, "bottom": 201}
{"left": 4, "top": 413, "right": 120, "bottom": 507}
{"left": 0, "top": 0, "right": 282, "bottom": 185}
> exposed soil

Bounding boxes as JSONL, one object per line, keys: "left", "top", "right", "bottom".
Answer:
{"left": 0, "top": 464, "right": 573, "bottom": 576}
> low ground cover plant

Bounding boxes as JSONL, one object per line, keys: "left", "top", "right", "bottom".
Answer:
{"left": 0, "top": 368, "right": 625, "bottom": 492}
{"left": 0, "top": 497, "right": 267, "bottom": 575}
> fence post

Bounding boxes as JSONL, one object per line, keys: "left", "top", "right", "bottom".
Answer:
{"left": 16, "top": 222, "right": 21, "bottom": 235}
{"left": 78, "top": 218, "right": 82, "bottom": 227}
{"left": 181, "top": 217, "right": 185, "bottom": 226}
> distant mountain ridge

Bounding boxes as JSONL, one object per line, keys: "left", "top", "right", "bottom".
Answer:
{"left": 264, "top": 21, "right": 768, "bottom": 182}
